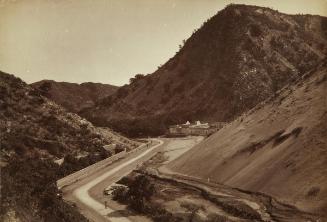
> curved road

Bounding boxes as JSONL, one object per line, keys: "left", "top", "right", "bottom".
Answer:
{"left": 61, "top": 139, "right": 165, "bottom": 222}
{"left": 61, "top": 137, "right": 322, "bottom": 222}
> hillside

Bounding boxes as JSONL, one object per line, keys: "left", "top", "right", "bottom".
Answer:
{"left": 167, "top": 62, "right": 327, "bottom": 217}
{"left": 0, "top": 71, "right": 134, "bottom": 161}
{"left": 32, "top": 80, "right": 118, "bottom": 113}
{"left": 0, "top": 71, "right": 138, "bottom": 222}
{"left": 81, "top": 4, "right": 327, "bottom": 136}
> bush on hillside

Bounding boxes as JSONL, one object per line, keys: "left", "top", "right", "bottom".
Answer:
{"left": 249, "top": 23, "right": 262, "bottom": 37}
{"left": 116, "top": 86, "right": 129, "bottom": 99}
{"left": 129, "top": 74, "right": 145, "bottom": 84}
{"left": 0, "top": 158, "right": 88, "bottom": 222}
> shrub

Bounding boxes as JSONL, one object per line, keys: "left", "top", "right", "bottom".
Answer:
{"left": 128, "top": 175, "right": 155, "bottom": 202}
{"left": 116, "top": 86, "right": 129, "bottom": 99}
{"left": 307, "top": 186, "right": 320, "bottom": 197}
{"left": 249, "top": 23, "right": 262, "bottom": 37}
{"left": 38, "top": 82, "right": 52, "bottom": 92}
{"left": 116, "top": 176, "right": 133, "bottom": 186}
{"left": 112, "top": 186, "right": 129, "bottom": 203}
{"left": 114, "top": 144, "right": 125, "bottom": 154}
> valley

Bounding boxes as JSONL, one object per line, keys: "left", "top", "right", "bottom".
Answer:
{"left": 80, "top": 4, "right": 327, "bottom": 137}
{"left": 59, "top": 137, "right": 322, "bottom": 222}
{"left": 1, "top": 2, "right": 326, "bottom": 222}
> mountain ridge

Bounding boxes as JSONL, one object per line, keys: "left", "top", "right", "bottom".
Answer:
{"left": 80, "top": 4, "right": 327, "bottom": 136}
{"left": 32, "top": 80, "right": 118, "bottom": 113}
{"left": 0, "top": 71, "right": 133, "bottom": 160}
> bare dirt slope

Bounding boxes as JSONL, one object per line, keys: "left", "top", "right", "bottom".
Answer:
{"left": 168, "top": 62, "right": 327, "bottom": 216}
{"left": 111, "top": 138, "right": 320, "bottom": 222}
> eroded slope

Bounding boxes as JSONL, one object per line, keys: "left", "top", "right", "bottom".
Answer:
{"left": 168, "top": 63, "right": 327, "bottom": 216}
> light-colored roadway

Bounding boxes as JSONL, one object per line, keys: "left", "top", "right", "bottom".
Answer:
{"left": 61, "top": 139, "right": 165, "bottom": 222}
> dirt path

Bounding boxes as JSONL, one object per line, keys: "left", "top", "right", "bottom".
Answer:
{"left": 135, "top": 137, "right": 321, "bottom": 222}
{"left": 152, "top": 168, "right": 320, "bottom": 222}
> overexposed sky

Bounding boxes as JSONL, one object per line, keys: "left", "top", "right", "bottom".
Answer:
{"left": 0, "top": 0, "right": 326, "bottom": 86}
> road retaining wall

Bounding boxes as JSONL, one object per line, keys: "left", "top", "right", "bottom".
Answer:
{"left": 57, "top": 141, "right": 152, "bottom": 189}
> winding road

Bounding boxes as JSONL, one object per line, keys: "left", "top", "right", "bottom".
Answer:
{"left": 59, "top": 136, "right": 318, "bottom": 222}
{"left": 60, "top": 138, "right": 166, "bottom": 222}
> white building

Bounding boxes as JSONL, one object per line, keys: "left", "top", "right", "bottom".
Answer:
{"left": 168, "top": 121, "right": 225, "bottom": 136}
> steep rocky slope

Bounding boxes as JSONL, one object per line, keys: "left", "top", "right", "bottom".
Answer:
{"left": 168, "top": 62, "right": 327, "bottom": 217}
{"left": 32, "top": 80, "right": 118, "bottom": 113}
{"left": 81, "top": 4, "right": 327, "bottom": 136}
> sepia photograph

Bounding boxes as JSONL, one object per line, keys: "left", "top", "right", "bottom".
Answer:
{"left": 0, "top": 0, "right": 326, "bottom": 221}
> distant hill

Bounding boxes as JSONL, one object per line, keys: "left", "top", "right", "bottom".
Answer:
{"left": 31, "top": 80, "right": 118, "bottom": 113}
{"left": 168, "top": 62, "right": 327, "bottom": 217}
{"left": 0, "top": 71, "right": 129, "bottom": 160}
{"left": 80, "top": 4, "right": 327, "bottom": 137}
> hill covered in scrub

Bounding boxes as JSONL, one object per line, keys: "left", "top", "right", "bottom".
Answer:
{"left": 31, "top": 80, "right": 118, "bottom": 113}
{"left": 0, "top": 71, "right": 137, "bottom": 222}
{"left": 167, "top": 62, "right": 327, "bottom": 217}
{"left": 80, "top": 4, "right": 327, "bottom": 136}
{"left": 0, "top": 71, "right": 133, "bottom": 161}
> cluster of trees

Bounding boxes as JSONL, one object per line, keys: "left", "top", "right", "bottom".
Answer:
{"left": 129, "top": 74, "right": 145, "bottom": 84}
{"left": 1, "top": 144, "right": 117, "bottom": 221}
{"left": 112, "top": 173, "right": 261, "bottom": 222}
{"left": 109, "top": 117, "right": 167, "bottom": 137}
{"left": 106, "top": 109, "right": 199, "bottom": 138}
{"left": 115, "top": 175, "right": 155, "bottom": 211}
{"left": 112, "top": 175, "right": 181, "bottom": 222}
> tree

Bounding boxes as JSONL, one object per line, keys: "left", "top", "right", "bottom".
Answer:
{"left": 127, "top": 175, "right": 155, "bottom": 212}
{"left": 130, "top": 74, "right": 145, "bottom": 84}
{"left": 39, "top": 81, "right": 52, "bottom": 92}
